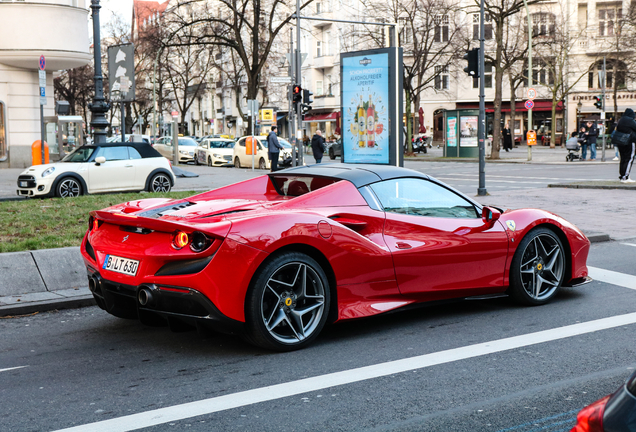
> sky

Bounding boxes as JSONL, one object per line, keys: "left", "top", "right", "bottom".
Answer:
{"left": 99, "top": 0, "right": 133, "bottom": 27}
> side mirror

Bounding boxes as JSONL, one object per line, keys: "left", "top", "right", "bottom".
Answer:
{"left": 95, "top": 156, "right": 106, "bottom": 165}
{"left": 482, "top": 206, "right": 501, "bottom": 223}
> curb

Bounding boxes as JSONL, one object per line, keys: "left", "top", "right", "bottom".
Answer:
{"left": 548, "top": 183, "right": 636, "bottom": 190}
{"left": 0, "top": 295, "right": 95, "bottom": 317}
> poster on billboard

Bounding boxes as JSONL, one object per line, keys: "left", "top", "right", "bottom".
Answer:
{"left": 341, "top": 48, "right": 402, "bottom": 165}
{"left": 460, "top": 116, "right": 478, "bottom": 147}
{"left": 447, "top": 116, "right": 457, "bottom": 147}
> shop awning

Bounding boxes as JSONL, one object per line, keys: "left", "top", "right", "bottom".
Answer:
{"left": 303, "top": 112, "right": 338, "bottom": 122}
{"left": 455, "top": 100, "right": 563, "bottom": 113}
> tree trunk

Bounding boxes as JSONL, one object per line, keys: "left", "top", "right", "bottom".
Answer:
{"left": 490, "top": 18, "right": 504, "bottom": 160}
{"left": 550, "top": 96, "right": 557, "bottom": 148}
{"left": 405, "top": 89, "right": 413, "bottom": 154}
{"left": 509, "top": 77, "right": 517, "bottom": 147}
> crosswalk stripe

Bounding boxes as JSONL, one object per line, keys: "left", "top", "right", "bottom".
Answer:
{"left": 588, "top": 266, "right": 636, "bottom": 290}
{"left": 0, "top": 366, "right": 27, "bottom": 373}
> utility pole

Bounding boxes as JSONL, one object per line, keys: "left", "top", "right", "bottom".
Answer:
{"left": 89, "top": 0, "right": 110, "bottom": 145}
{"left": 601, "top": 56, "right": 606, "bottom": 162}
{"left": 289, "top": 30, "right": 297, "bottom": 166}
{"left": 477, "top": 0, "right": 487, "bottom": 195}
{"left": 295, "top": 0, "right": 304, "bottom": 165}
{"left": 523, "top": 0, "right": 533, "bottom": 162}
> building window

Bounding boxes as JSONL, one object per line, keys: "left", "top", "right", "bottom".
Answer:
{"left": 531, "top": 13, "right": 556, "bottom": 37}
{"left": 473, "top": 14, "right": 492, "bottom": 40}
{"left": 316, "top": 40, "right": 322, "bottom": 57}
{"left": 434, "top": 15, "right": 449, "bottom": 42}
{"left": 599, "top": 8, "right": 622, "bottom": 36}
{"left": 434, "top": 65, "right": 449, "bottom": 90}
{"left": 325, "top": 31, "right": 331, "bottom": 56}
{"left": 473, "top": 63, "right": 493, "bottom": 88}
{"left": 0, "top": 101, "right": 6, "bottom": 162}
{"left": 589, "top": 59, "right": 627, "bottom": 89}
{"left": 316, "top": 80, "right": 323, "bottom": 96}
{"left": 316, "top": 1, "right": 322, "bottom": 14}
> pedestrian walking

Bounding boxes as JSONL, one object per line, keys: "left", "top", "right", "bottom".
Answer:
{"left": 614, "top": 108, "right": 636, "bottom": 183}
{"left": 311, "top": 130, "right": 325, "bottom": 164}
{"left": 582, "top": 121, "right": 598, "bottom": 160}
{"left": 502, "top": 123, "right": 512, "bottom": 152}
{"left": 267, "top": 126, "right": 283, "bottom": 172}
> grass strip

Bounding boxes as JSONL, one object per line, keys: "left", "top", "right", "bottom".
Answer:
{"left": 0, "top": 191, "right": 195, "bottom": 253}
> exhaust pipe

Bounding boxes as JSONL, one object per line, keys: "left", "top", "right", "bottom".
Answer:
{"left": 138, "top": 287, "right": 154, "bottom": 307}
{"left": 88, "top": 275, "right": 102, "bottom": 294}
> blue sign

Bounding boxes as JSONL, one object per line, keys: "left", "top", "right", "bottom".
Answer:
{"left": 39, "top": 87, "right": 45, "bottom": 97}
{"left": 341, "top": 53, "right": 390, "bottom": 164}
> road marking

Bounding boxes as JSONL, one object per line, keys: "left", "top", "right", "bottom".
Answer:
{"left": 621, "top": 243, "right": 636, "bottom": 248}
{"left": 0, "top": 366, "right": 27, "bottom": 373}
{"left": 589, "top": 266, "right": 636, "bottom": 290}
{"left": 53, "top": 312, "right": 636, "bottom": 432}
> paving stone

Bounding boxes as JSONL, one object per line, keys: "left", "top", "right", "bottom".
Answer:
{"left": 30, "top": 246, "right": 87, "bottom": 292}
{"left": 0, "top": 251, "right": 46, "bottom": 296}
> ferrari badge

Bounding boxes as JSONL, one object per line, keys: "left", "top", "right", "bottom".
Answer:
{"left": 506, "top": 220, "right": 516, "bottom": 232}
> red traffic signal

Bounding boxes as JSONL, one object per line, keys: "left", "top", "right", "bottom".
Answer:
{"left": 293, "top": 85, "right": 302, "bottom": 103}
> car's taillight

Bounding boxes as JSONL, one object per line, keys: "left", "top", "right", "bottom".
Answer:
{"left": 571, "top": 395, "right": 610, "bottom": 432}
{"left": 173, "top": 231, "right": 189, "bottom": 249}
{"left": 88, "top": 216, "right": 101, "bottom": 232}
{"left": 190, "top": 231, "right": 210, "bottom": 253}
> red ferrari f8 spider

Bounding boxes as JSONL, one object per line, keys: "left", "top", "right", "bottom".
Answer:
{"left": 81, "top": 164, "right": 591, "bottom": 350}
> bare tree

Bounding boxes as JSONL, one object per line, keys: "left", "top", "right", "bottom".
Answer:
{"left": 53, "top": 64, "right": 95, "bottom": 128}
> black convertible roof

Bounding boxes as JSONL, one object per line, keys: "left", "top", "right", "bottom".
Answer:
{"left": 86, "top": 142, "right": 161, "bottom": 159}
{"left": 271, "top": 163, "right": 430, "bottom": 188}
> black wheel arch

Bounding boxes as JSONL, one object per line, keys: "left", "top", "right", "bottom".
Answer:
{"left": 51, "top": 173, "right": 88, "bottom": 196}
{"left": 145, "top": 168, "right": 175, "bottom": 191}
{"left": 247, "top": 243, "right": 339, "bottom": 325}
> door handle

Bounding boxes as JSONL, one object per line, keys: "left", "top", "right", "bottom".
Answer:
{"left": 395, "top": 242, "right": 412, "bottom": 250}
{"left": 125, "top": 165, "right": 133, "bottom": 168}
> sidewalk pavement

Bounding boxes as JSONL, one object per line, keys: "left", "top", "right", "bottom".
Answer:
{"left": 1, "top": 143, "right": 634, "bottom": 317}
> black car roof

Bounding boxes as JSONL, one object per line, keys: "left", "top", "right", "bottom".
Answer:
{"left": 271, "top": 163, "right": 430, "bottom": 188}
{"left": 87, "top": 142, "right": 162, "bottom": 159}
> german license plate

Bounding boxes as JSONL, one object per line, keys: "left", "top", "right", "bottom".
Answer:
{"left": 19, "top": 181, "right": 27, "bottom": 187}
{"left": 103, "top": 254, "right": 139, "bottom": 276}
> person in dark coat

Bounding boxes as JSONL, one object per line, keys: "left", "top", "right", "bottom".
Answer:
{"left": 311, "top": 130, "right": 325, "bottom": 163}
{"left": 582, "top": 121, "right": 598, "bottom": 160}
{"left": 267, "top": 126, "right": 283, "bottom": 172}
{"left": 615, "top": 108, "right": 636, "bottom": 183}
{"left": 502, "top": 122, "right": 513, "bottom": 152}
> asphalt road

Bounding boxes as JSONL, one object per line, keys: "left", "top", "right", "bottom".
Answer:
{"left": 1, "top": 240, "right": 635, "bottom": 432}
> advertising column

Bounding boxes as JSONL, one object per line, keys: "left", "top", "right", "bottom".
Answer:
{"left": 341, "top": 48, "right": 402, "bottom": 165}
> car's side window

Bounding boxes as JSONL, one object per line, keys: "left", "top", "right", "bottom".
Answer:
{"left": 100, "top": 146, "right": 129, "bottom": 161}
{"left": 202, "top": 141, "right": 209, "bottom": 149}
{"left": 238, "top": 138, "right": 245, "bottom": 147}
{"left": 128, "top": 147, "right": 142, "bottom": 159}
{"left": 370, "top": 178, "right": 479, "bottom": 218}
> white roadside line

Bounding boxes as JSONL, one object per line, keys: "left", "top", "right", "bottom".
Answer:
{"left": 621, "top": 243, "right": 636, "bottom": 248}
{"left": 588, "top": 266, "right": 636, "bottom": 290}
{"left": 0, "top": 366, "right": 27, "bottom": 373}
{"left": 53, "top": 312, "right": 636, "bottom": 432}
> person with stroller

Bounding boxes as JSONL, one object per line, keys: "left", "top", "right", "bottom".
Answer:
{"left": 565, "top": 131, "right": 582, "bottom": 161}
{"left": 614, "top": 108, "right": 636, "bottom": 183}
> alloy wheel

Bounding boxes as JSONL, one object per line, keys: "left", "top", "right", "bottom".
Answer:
{"left": 151, "top": 174, "right": 171, "bottom": 192}
{"left": 518, "top": 233, "right": 564, "bottom": 301}
{"left": 58, "top": 178, "right": 81, "bottom": 197}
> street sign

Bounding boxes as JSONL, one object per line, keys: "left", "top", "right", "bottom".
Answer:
{"left": 39, "top": 55, "right": 46, "bottom": 71}
{"left": 271, "top": 76, "right": 292, "bottom": 83}
{"left": 524, "top": 100, "right": 534, "bottom": 110}
{"left": 107, "top": 44, "right": 136, "bottom": 101}
{"left": 38, "top": 70, "right": 46, "bottom": 87}
{"left": 527, "top": 88, "right": 537, "bottom": 100}
{"left": 171, "top": 110, "right": 178, "bottom": 117}
{"left": 527, "top": 130, "right": 537, "bottom": 146}
{"left": 38, "top": 69, "right": 46, "bottom": 105}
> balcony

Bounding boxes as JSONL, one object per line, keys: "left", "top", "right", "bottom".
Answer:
{"left": 312, "top": 94, "right": 338, "bottom": 110}
{"left": 313, "top": 55, "right": 335, "bottom": 69}
{"left": 0, "top": 1, "right": 90, "bottom": 70}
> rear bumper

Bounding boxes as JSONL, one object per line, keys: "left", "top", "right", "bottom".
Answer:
{"left": 86, "top": 268, "right": 244, "bottom": 335}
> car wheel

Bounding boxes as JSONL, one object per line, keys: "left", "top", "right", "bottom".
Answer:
{"left": 329, "top": 149, "right": 335, "bottom": 160}
{"left": 508, "top": 227, "right": 565, "bottom": 305}
{"left": 208, "top": 157, "right": 213, "bottom": 167}
{"left": 234, "top": 157, "right": 241, "bottom": 168}
{"left": 194, "top": 156, "right": 200, "bottom": 165}
{"left": 56, "top": 177, "right": 82, "bottom": 198}
{"left": 259, "top": 158, "right": 267, "bottom": 170}
{"left": 245, "top": 252, "right": 330, "bottom": 351}
{"left": 148, "top": 173, "right": 172, "bottom": 193}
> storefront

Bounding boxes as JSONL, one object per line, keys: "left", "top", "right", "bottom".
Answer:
{"left": 303, "top": 112, "right": 339, "bottom": 140}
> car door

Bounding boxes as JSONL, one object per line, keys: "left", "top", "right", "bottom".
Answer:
{"left": 127, "top": 146, "right": 151, "bottom": 189}
{"left": 197, "top": 140, "right": 209, "bottom": 164}
{"left": 370, "top": 178, "right": 509, "bottom": 299}
{"left": 88, "top": 146, "right": 135, "bottom": 192}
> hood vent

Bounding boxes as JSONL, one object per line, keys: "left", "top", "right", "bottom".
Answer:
{"left": 137, "top": 201, "right": 196, "bottom": 218}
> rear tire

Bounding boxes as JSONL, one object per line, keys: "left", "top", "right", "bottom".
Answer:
{"left": 329, "top": 148, "right": 335, "bottom": 160}
{"left": 208, "top": 156, "right": 213, "bottom": 167}
{"left": 244, "top": 252, "right": 330, "bottom": 351}
{"left": 259, "top": 158, "right": 267, "bottom": 170}
{"left": 234, "top": 157, "right": 241, "bottom": 168}
{"left": 148, "top": 173, "right": 172, "bottom": 193}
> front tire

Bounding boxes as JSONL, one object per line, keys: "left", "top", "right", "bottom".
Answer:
{"left": 148, "top": 173, "right": 172, "bottom": 193}
{"left": 508, "top": 227, "right": 565, "bottom": 305}
{"left": 329, "top": 148, "right": 335, "bottom": 160}
{"left": 208, "top": 156, "right": 213, "bottom": 167}
{"left": 245, "top": 252, "right": 330, "bottom": 351}
{"left": 234, "top": 157, "right": 241, "bottom": 168}
{"left": 56, "top": 177, "right": 82, "bottom": 198}
{"left": 259, "top": 158, "right": 267, "bottom": 170}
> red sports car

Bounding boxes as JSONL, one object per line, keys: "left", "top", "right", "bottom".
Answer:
{"left": 81, "top": 164, "right": 591, "bottom": 351}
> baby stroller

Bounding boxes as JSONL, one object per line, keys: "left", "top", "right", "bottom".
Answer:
{"left": 565, "top": 137, "right": 582, "bottom": 162}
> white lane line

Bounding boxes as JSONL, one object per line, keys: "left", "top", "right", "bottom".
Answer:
{"left": 53, "top": 312, "right": 636, "bottom": 432}
{"left": 0, "top": 366, "right": 27, "bottom": 373}
{"left": 588, "top": 266, "right": 636, "bottom": 290}
{"left": 620, "top": 243, "right": 636, "bottom": 248}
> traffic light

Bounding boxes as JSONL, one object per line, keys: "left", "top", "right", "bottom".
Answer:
{"left": 463, "top": 48, "right": 480, "bottom": 77}
{"left": 593, "top": 95, "right": 603, "bottom": 110}
{"left": 292, "top": 85, "right": 302, "bottom": 104}
{"left": 302, "top": 89, "right": 313, "bottom": 114}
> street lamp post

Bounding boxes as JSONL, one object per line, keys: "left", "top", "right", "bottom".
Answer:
{"left": 88, "top": 0, "right": 110, "bottom": 145}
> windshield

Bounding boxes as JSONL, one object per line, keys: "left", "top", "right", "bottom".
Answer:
{"left": 209, "top": 141, "right": 234, "bottom": 149}
{"left": 61, "top": 146, "right": 96, "bottom": 162}
{"left": 261, "top": 138, "right": 291, "bottom": 149}
{"left": 178, "top": 138, "right": 198, "bottom": 146}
